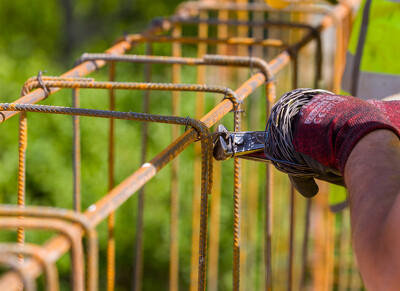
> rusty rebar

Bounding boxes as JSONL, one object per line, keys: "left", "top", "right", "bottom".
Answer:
{"left": 76, "top": 53, "right": 274, "bottom": 81}
{"left": 265, "top": 81, "right": 275, "bottom": 291}
{"left": 0, "top": 102, "right": 214, "bottom": 291}
{"left": 130, "top": 35, "right": 285, "bottom": 48}
{"left": 0, "top": 243, "right": 59, "bottom": 291}
{"left": 162, "top": 16, "right": 327, "bottom": 34}
{"left": 17, "top": 112, "right": 27, "bottom": 264}
{"left": 176, "top": 1, "right": 332, "bottom": 15}
{"left": 0, "top": 71, "right": 277, "bottom": 291}
{"left": 0, "top": 217, "right": 85, "bottom": 290}
{"left": 232, "top": 106, "right": 242, "bottom": 291}
{"left": 0, "top": 254, "right": 36, "bottom": 291}
{"left": 207, "top": 9, "right": 228, "bottom": 290}
{"left": 0, "top": 205, "right": 98, "bottom": 291}
{"left": 132, "top": 43, "right": 153, "bottom": 291}
{"left": 0, "top": 2, "right": 359, "bottom": 288}
{"left": 170, "top": 25, "right": 181, "bottom": 291}
{"left": 190, "top": 14, "right": 206, "bottom": 291}
{"left": 107, "top": 61, "right": 116, "bottom": 291}
{"left": 72, "top": 88, "right": 81, "bottom": 212}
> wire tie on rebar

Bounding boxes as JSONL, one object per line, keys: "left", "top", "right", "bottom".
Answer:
{"left": 266, "top": 76, "right": 276, "bottom": 84}
{"left": 220, "top": 88, "right": 241, "bottom": 113}
{"left": 37, "top": 71, "right": 50, "bottom": 98}
{"left": 184, "top": 115, "right": 191, "bottom": 132}
{"left": 74, "top": 53, "right": 99, "bottom": 71}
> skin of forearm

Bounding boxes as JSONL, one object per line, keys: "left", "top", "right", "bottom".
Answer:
{"left": 345, "top": 129, "right": 400, "bottom": 290}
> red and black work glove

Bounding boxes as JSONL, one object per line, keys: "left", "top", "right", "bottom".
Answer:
{"left": 247, "top": 90, "right": 400, "bottom": 198}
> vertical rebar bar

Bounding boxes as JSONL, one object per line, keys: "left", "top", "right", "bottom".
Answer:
{"left": 338, "top": 210, "right": 350, "bottom": 291}
{"left": 300, "top": 199, "right": 312, "bottom": 290}
{"left": 208, "top": 8, "right": 226, "bottom": 291}
{"left": 287, "top": 186, "right": 295, "bottom": 291}
{"left": 72, "top": 88, "right": 81, "bottom": 212}
{"left": 171, "top": 24, "right": 182, "bottom": 291}
{"left": 287, "top": 49, "right": 299, "bottom": 291}
{"left": 132, "top": 44, "right": 152, "bottom": 291}
{"left": 233, "top": 108, "right": 242, "bottom": 291}
{"left": 107, "top": 61, "right": 116, "bottom": 291}
{"left": 265, "top": 83, "right": 274, "bottom": 291}
{"left": 17, "top": 111, "right": 27, "bottom": 264}
{"left": 190, "top": 13, "right": 206, "bottom": 291}
{"left": 235, "top": 2, "right": 248, "bottom": 289}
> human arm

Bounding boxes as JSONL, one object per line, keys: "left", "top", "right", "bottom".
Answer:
{"left": 345, "top": 129, "right": 400, "bottom": 290}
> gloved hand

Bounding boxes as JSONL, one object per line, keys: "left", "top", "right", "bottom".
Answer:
{"left": 244, "top": 90, "right": 400, "bottom": 198}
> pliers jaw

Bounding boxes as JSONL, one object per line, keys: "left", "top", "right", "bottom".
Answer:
{"left": 213, "top": 124, "right": 266, "bottom": 161}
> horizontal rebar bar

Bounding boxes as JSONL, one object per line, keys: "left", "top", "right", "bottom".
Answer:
{"left": 0, "top": 243, "right": 59, "bottom": 291}
{"left": 0, "top": 217, "right": 85, "bottom": 291}
{"left": 0, "top": 205, "right": 98, "bottom": 291}
{"left": 176, "top": 1, "right": 332, "bottom": 14}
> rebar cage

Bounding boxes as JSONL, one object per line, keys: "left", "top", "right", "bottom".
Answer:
{"left": 0, "top": 0, "right": 363, "bottom": 290}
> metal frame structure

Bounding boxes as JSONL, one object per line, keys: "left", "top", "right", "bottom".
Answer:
{"left": 0, "top": 0, "right": 360, "bottom": 290}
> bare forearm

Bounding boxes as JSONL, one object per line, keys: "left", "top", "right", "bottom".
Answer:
{"left": 345, "top": 129, "right": 400, "bottom": 290}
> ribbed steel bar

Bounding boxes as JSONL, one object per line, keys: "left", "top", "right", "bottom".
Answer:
{"left": 189, "top": 15, "right": 203, "bottom": 290}
{"left": 107, "top": 61, "right": 116, "bottom": 291}
{"left": 0, "top": 0, "right": 356, "bottom": 284}
{"left": 0, "top": 2, "right": 361, "bottom": 291}
{"left": 0, "top": 243, "right": 59, "bottom": 291}
{"left": 161, "top": 16, "right": 325, "bottom": 32}
{"left": 0, "top": 217, "right": 85, "bottom": 291}
{"left": 300, "top": 199, "right": 312, "bottom": 290}
{"left": 76, "top": 53, "right": 275, "bottom": 85}
{"left": 0, "top": 71, "right": 271, "bottom": 291}
{"left": 132, "top": 44, "right": 153, "bottom": 291}
{"left": 176, "top": 1, "right": 332, "bottom": 14}
{"left": 0, "top": 204, "right": 98, "bottom": 291}
{"left": 265, "top": 80, "right": 276, "bottom": 291}
{"left": 0, "top": 0, "right": 355, "bottom": 126}
{"left": 0, "top": 254, "right": 36, "bottom": 291}
{"left": 338, "top": 210, "right": 350, "bottom": 291}
{"left": 72, "top": 88, "right": 81, "bottom": 212}
{"left": 208, "top": 7, "right": 228, "bottom": 290}
{"left": 17, "top": 111, "right": 27, "bottom": 263}
{"left": 233, "top": 2, "right": 247, "bottom": 289}
{"left": 21, "top": 79, "right": 238, "bottom": 108}
{"left": 170, "top": 24, "right": 182, "bottom": 291}
{"left": 135, "top": 35, "right": 284, "bottom": 48}
{"left": 78, "top": 53, "right": 273, "bottom": 291}
{"left": 232, "top": 107, "right": 242, "bottom": 291}
{"left": 287, "top": 186, "right": 295, "bottom": 291}
{"left": 287, "top": 49, "right": 300, "bottom": 290}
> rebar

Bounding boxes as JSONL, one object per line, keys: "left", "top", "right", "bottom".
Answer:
{"left": 0, "top": 205, "right": 98, "bottom": 291}
{"left": 72, "top": 88, "right": 81, "bottom": 212}
{"left": 176, "top": 1, "right": 332, "bottom": 15}
{"left": 0, "top": 217, "right": 85, "bottom": 290}
{"left": 0, "top": 243, "right": 59, "bottom": 291}
{"left": 107, "top": 61, "right": 116, "bottom": 291}
{"left": 170, "top": 24, "right": 182, "bottom": 291}
{"left": 0, "top": 254, "right": 36, "bottom": 291}
{"left": 0, "top": 1, "right": 361, "bottom": 290}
